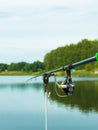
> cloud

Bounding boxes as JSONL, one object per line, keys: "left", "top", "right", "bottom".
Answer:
{"left": 0, "top": 11, "right": 13, "bottom": 18}
{"left": 0, "top": 0, "right": 95, "bottom": 8}
{"left": 0, "top": 6, "right": 33, "bottom": 19}
{"left": 0, "top": 0, "right": 35, "bottom": 7}
{"left": 0, "top": 0, "right": 97, "bottom": 19}
{"left": 0, "top": 0, "right": 98, "bottom": 63}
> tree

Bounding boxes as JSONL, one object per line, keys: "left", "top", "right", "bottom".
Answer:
{"left": 32, "top": 61, "right": 45, "bottom": 72}
{"left": 0, "top": 63, "right": 8, "bottom": 72}
{"left": 44, "top": 39, "right": 98, "bottom": 71}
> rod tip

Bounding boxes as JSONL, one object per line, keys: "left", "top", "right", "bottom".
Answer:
{"left": 96, "top": 52, "right": 98, "bottom": 61}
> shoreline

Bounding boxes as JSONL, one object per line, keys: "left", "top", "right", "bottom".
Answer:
{"left": 0, "top": 70, "right": 98, "bottom": 77}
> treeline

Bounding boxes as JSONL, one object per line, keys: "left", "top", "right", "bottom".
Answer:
{"left": 44, "top": 39, "right": 98, "bottom": 70}
{"left": 0, "top": 39, "right": 98, "bottom": 73}
{"left": 0, "top": 61, "right": 45, "bottom": 72}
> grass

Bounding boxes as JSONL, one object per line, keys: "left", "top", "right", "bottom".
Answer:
{"left": 0, "top": 71, "right": 32, "bottom": 76}
{"left": 0, "top": 69, "right": 98, "bottom": 77}
{"left": 0, "top": 70, "right": 43, "bottom": 76}
{"left": 55, "top": 69, "right": 98, "bottom": 77}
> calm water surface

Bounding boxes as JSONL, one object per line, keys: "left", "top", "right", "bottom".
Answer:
{"left": 0, "top": 76, "right": 98, "bottom": 130}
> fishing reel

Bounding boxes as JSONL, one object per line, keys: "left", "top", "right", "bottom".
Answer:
{"left": 55, "top": 64, "right": 75, "bottom": 96}
{"left": 61, "top": 65, "right": 75, "bottom": 96}
{"left": 60, "top": 77, "right": 75, "bottom": 96}
{"left": 43, "top": 64, "right": 75, "bottom": 97}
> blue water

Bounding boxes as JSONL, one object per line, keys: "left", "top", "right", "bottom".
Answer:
{"left": 0, "top": 76, "right": 98, "bottom": 130}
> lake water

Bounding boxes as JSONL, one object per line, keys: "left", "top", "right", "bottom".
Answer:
{"left": 0, "top": 76, "right": 98, "bottom": 130}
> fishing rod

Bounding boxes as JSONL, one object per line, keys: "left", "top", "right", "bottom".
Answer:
{"left": 27, "top": 52, "right": 98, "bottom": 96}
{"left": 26, "top": 52, "right": 98, "bottom": 130}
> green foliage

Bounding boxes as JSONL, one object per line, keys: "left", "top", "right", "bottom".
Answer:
{"left": 0, "top": 61, "right": 45, "bottom": 72}
{"left": 44, "top": 39, "right": 98, "bottom": 70}
{"left": 32, "top": 61, "right": 45, "bottom": 72}
{"left": 84, "top": 64, "right": 92, "bottom": 71}
{"left": 8, "top": 62, "right": 27, "bottom": 71}
{"left": 0, "top": 63, "right": 8, "bottom": 72}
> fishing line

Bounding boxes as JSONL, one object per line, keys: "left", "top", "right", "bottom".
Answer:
{"left": 45, "top": 90, "right": 48, "bottom": 130}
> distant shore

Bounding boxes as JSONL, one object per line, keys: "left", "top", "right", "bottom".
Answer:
{"left": 0, "top": 70, "right": 98, "bottom": 77}
{"left": 0, "top": 71, "right": 38, "bottom": 76}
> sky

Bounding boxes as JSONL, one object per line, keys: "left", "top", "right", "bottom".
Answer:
{"left": 0, "top": 0, "right": 98, "bottom": 64}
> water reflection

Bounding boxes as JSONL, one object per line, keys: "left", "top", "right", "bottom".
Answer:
{"left": 46, "top": 81, "right": 98, "bottom": 113}
{"left": 0, "top": 76, "right": 98, "bottom": 114}
{"left": 0, "top": 76, "right": 98, "bottom": 130}
{"left": 0, "top": 83, "right": 43, "bottom": 91}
